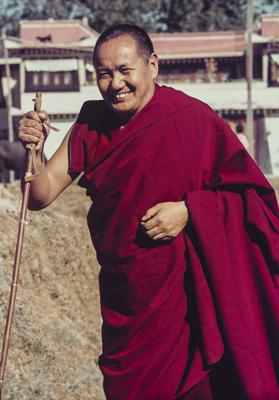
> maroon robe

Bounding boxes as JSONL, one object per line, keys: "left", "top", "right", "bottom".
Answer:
{"left": 69, "top": 85, "right": 279, "bottom": 400}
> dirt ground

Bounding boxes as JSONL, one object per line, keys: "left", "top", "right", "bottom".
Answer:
{"left": 0, "top": 183, "right": 104, "bottom": 400}
{"left": 0, "top": 177, "right": 278, "bottom": 400}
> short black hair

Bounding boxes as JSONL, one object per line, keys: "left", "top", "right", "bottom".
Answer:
{"left": 93, "top": 24, "right": 154, "bottom": 65}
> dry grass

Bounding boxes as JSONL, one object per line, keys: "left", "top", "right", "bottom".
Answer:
{"left": 0, "top": 183, "right": 104, "bottom": 400}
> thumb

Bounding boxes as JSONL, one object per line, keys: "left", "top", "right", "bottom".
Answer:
{"left": 38, "top": 110, "right": 49, "bottom": 122}
{"left": 39, "top": 110, "right": 50, "bottom": 136}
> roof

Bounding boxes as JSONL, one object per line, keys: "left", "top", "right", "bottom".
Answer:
{"left": 150, "top": 31, "right": 246, "bottom": 60}
{"left": 261, "top": 14, "right": 279, "bottom": 37}
{"left": 20, "top": 19, "right": 99, "bottom": 45}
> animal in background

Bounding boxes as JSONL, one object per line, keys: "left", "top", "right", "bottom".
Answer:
{"left": 0, "top": 140, "right": 25, "bottom": 183}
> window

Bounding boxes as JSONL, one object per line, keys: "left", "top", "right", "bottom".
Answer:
{"left": 42, "top": 72, "right": 50, "bottom": 85}
{"left": 53, "top": 73, "right": 60, "bottom": 86}
{"left": 32, "top": 73, "right": 39, "bottom": 85}
{"left": 63, "top": 72, "right": 72, "bottom": 85}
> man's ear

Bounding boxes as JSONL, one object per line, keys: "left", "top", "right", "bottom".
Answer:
{"left": 149, "top": 53, "right": 159, "bottom": 79}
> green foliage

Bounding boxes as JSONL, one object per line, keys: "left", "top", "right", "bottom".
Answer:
{"left": 160, "top": 0, "right": 246, "bottom": 32}
{"left": 82, "top": 0, "right": 168, "bottom": 33}
{"left": 0, "top": 0, "right": 278, "bottom": 36}
{"left": 0, "top": 0, "right": 92, "bottom": 35}
{"left": 77, "top": 0, "right": 248, "bottom": 33}
{"left": 254, "top": 0, "right": 279, "bottom": 19}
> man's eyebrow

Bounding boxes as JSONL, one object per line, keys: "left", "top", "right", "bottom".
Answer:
{"left": 118, "top": 63, "right": 133, "bottom": 68}
{"left": 96, "top": 66, "right": 110, "bottom": 71}
{"left": 96, "top": 63, "right": 134, "bottom": 72}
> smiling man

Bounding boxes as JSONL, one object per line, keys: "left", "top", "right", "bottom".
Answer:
{"left": 93, "top": 33, "right": 158, "bottom": 122}
{"left": 18, "top": 24, "right": 279, "bottom": 400}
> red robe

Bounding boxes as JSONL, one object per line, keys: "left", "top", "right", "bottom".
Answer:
{"left": 69, "top": 85, "right": 279, "bottom": 400}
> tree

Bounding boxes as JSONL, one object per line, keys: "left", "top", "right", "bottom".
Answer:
{"left": 82, "top": 0, "right": 247, "bottom": 33}
{"left": 0, "top": 0, "right": 93, "bottom": 35}
{"left": 0, "top": 0, "right": 277, "bottom": 37}
{"left": 159, "top": 0, "right": 246, "bottom": 32}
{"left": 254, "top": 0, "right": 279, "bottom": 19}
{"left": 82, "top": 0, "right": 168, "bottom": 33}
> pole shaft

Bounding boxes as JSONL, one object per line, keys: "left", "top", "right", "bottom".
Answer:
{"left": 0, "top": 154, "right": 32, "bottom": 395}
{"left": 246, "top": 0, "right": 254, "bottom": 158}
{"left": 1, "top": 30, "right": 14, "bottom": 182}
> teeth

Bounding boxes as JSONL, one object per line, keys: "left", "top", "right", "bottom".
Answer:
{"left": 116, "top": 92, "right": 130, "bottom": 99}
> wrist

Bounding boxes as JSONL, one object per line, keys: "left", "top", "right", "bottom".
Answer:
{"left": 181, "top": 199, "right": 189, "bottom": 228}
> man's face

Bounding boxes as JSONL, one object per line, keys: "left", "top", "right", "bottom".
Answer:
{"left": 94, "top": 35, "right": 158, "bottom": 121}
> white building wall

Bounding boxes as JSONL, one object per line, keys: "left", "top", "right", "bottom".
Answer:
{"left": 21, "top": 86, "right": 102, "bottom": 159}
{"left": 44, "top": 120, "right": 74, "bottom": 159}
{"left": 18, "top": 81, "right": 279, "bottom": 175}
{"left": 266, "top": 117, "right": 279, "bottom": 176}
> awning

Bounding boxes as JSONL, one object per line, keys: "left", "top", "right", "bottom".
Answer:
{"left": 25, "top": 59, "right": 78, "bottom": 72}
{"left": 271, "top": 54, "right": 279, "bottom": 65}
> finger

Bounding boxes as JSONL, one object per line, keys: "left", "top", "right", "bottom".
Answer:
{"left": 19, "top": 126, "right": 44, "bottom": 139}
{"left": 19, "top": 118, "right": 43, "bottom": 132}
{"left": 141, "top": 205, "right": 161, "bottom": 221}
{"left": 144, "top": 226, "right": 163, "bottom": 238}
{"left": 141, "top": 218, "right": 157, "bottom": 230}
{"left": 42, "top": 122, "right": 50, "bottom": 136}
{"left": 18, "top": 133, "right": 41, "bottom": 145}
{"left": 152, "top": 233, "right": 173, "bottom": 241}
{"left": 24, "top": 110, "right": 42, "bottom": 122}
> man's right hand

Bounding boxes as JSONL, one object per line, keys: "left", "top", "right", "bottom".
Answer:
{"left": 18, "top": 110, "right": 50, "bottom": 152}
{"left": 18, "top": 111, "right": 73, "bottom": 210}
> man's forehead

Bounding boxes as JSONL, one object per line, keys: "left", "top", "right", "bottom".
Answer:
{"left": 99, "top": 34, "right": 137, "bottom": 50}
{"left": 115, "top": 33, "right": 134, "bottom": 41}
{"left": 95, "top": 35, "right": 140, "bottom": 65}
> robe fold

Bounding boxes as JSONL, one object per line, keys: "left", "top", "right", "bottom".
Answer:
{"left": 69, "top": 85, "right": 279, "bottom": 400}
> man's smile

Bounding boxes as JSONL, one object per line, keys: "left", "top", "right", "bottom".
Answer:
{"left": 112, "top": 91, "right": 133, "bottom": 101}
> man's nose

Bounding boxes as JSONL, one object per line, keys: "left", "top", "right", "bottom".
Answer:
{"left": 110, "top": 73, "right": 125, "bottom": 90}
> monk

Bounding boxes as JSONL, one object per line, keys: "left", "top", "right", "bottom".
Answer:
{"left": 18, "top": 24, "right": 279, "bottom": 400}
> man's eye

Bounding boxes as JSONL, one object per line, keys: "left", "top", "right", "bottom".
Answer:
{"left": 97, "top": 72, "right": 110, "bottom": 79}
{"left": 121, "top": 68, "right": 132, "bottom": 74}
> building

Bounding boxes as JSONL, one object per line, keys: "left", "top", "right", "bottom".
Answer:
{"left": 1, "top": 19, "right": 101, "bottom": 160}
{"left": 1, "top": 15, "right": 279, "bottom": 176}
{"left": 151, "top": 15, "right": 279, "bottom": 175}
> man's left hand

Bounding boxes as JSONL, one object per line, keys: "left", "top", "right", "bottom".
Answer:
{"left": 140, "top": 201, "right": 188, "bottom": 241}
